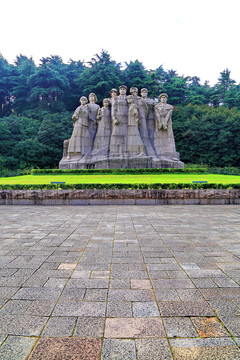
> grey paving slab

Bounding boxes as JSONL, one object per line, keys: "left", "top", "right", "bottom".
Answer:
{"left": 163, "top": 317, "right": 198, "bottom": 338}
{"left": 159, "top": 301, "right": 215, "bottom": 317}
{"left": 0, "top": 336, "right": 37, "bottom": 360}
{"left": 0, "top": 205, "right": 240, "bottom": 359}
{"left": 132, "top": 302, "right": 160, "bottom": 317}
{"left": 74, "top": 317, "right": 105, "bottom": 337}
{"left": 107, "top": 301, "right": 133, "bottom": 317}
{"left": 41, "top": 316, "right": 77, "bottom": 337}
{"left": 53, "top": 300, "right": 106, "bottom": 317}
{"left": 135, "top": 339, "right": 173, "bottom": 360}
{"left": 170, "top": 337, "right": 240, "bottom": 359}
{"left": 101, "top": 339, "right": 136, "bottom": 360}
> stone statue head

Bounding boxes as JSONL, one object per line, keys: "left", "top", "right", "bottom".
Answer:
{"left": 110, "top": 88, "right": 118, "bottom": 97}
{"left": 141, "top": 88, "right": 148, "bottom": 98}
{"left": 127, "top": 95, "right": 133, "bottom": 104}
{"left": 80, "top": 96, "right": 88, "bottom": 105}
{"left": 119, "top": 85, "right": 127, "bottom": 96}
{"left": 130, "top": 87, "right": 138, "bottom": 96}
{"left": 89, "top": 93, "right": 98, "bottom": 103}
{"left": 103, "top": 98, "right": 110, "bottom": 107}
{"left": 159, "top": 93, "right": 168, "bottom": 103}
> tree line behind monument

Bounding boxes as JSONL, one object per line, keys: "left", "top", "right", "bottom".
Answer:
{"left": 0, "top": 50, "right": 240, "bottom": 172}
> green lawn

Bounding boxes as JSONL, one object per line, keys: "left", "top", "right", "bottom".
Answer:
{"left": 0, "top": 173, "right": 240, "bottom": 184}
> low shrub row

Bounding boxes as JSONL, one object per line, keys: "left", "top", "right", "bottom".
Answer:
{"left": 0, "top": 183, "right": 240, "bottom": 190}
{"left": 31, "top": 168, "right": 207, "bottom": 175}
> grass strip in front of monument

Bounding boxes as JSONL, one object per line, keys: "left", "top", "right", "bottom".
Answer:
{"left": 0, "top": 173, "right": 240, "bottom": 189}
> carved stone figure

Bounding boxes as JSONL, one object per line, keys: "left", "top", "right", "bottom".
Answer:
{"left": 130, "top": 87, "right": 140, "bottom": 104}
{"left": 92, "top": 99, "right": 111, "bottom": 156}
{"left": 127, "top": 95, "right": 146, "bottom": 157}
{"left": 110, "top": 85, "right": 128, "bottom": 155}
{"left": 137, "top": 89, "right": 156, "bottom": 157}
{"left": 141, "top": 88, "right": 156, "bottom": 148}
{"left": 154, "top": 93, "right": 179, "bottom": 160}
{"left": 67, "top": 96, "right": 92, "bottom": 158}
{"left": 109, "top": 88, "right": 118, "bottom": 104}
{"left": 87, "top": 93, "right": 100, "bottom": 145}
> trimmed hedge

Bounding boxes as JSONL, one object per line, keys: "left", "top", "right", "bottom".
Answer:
{"left": 0, "top": 183, "right": 240, "bottom": 190}
{"left": 31, "top": 168, "right": 207, "bottom": 175}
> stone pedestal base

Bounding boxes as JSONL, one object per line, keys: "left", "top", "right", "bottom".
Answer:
{"left": 59, "top": 154, "right": 184, "bottom": 169}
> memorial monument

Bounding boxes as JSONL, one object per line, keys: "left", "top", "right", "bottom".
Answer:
{"left": 59, "top": 86, "right": 184, "bottom": 169}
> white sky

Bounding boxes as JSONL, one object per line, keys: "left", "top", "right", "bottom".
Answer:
{"left": 1, "top": 0, "right": 240, "bottom": 85}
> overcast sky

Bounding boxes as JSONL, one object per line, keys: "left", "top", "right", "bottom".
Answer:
{"left": 1, "top": 0, "right": 239, "bottom": 85}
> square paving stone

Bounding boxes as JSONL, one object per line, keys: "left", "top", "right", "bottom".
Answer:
{"left": 74, "top": 317, "right": 105, "bottom": 337}
{"left": 53, "top": 301, "right": 106, "bottom": 317}
{"left": 71, "top": 270, "right": 91, "bottom": 279}
{"left": 132, "top": 302, "right": 160, "bottom": 317}
{"left": 108, "top": 289, "right": 154, "bottom": 302}
{"left": 209, "top": 300, "right": 240, "bottom": 317}
{"left": 0, "top": 300, "right": 31, "bottom": 315}
{"left": 44, "top": 278, "right": 68, "bottom": 288}
{"left": 130, "top": 279, "right": 152, "bottom": 290}
{"left": 192, "top": 278, "right": 218, "bottom": 288}
{"left": 176, "top": 289, "right": 205, "bottom": 301}
{"left": 155, "top": 289, "right": 180, "bottom": 301}
{"left": 58, "top": 263, "right": 77, "bottom": 270}
{"left": 159, "top": 301, "right": 215, "bottom": 317}
{"left": 107, "top": 301, "right": 132, "bottom": 317}
{"left": 163, "top": 317, "right": 198, "bottom": 338}
{"left": 7, "top": 315, "right": 48, "bottom": 336}
{"left": 12, "top": 287, "right": 62, "bottom": 300}
{"left": 0, "top": 335, "right": 37, "bottom": 360}
{"left": 110, "top": 279, "right": 130, "bottom": 289}
{"left": 41, "top": 316, "right": 77, "bottom": 337}
{"left": 91, "top": 270, "right": 110, "bottom": 279}
{"left": 83, "top": 288, "right": 108, "bottom": 301}
{"left": 135, "top": 339, "right": 173, "bottom": 360}
{"left": 60, "top": 288, "right": 85, "bottom": 301}
{"left": 24, "top": 300, "right": 56, "bottom": 316}
{"left": 200, "top": 288, "right": 240, "bottom": 300}
{"left": 67, "top": 279, "right": 109, "bottom": 289}
{"left": 191, "top": 317, "right": 230, "bottom": 337}
{"left": 152, "top": 279, "right": 195, "bottom": 289}
{"left": 105, "top": 318, "right": 165, "bottom": 338}
{"left": 101, "top": 339, "right": 136, "bottom": 360}
{"left": 170, "top": 337, "right": 240, "bottom": 360}
{"left": 28, "top": 338, "right": 102, "bottom": 360}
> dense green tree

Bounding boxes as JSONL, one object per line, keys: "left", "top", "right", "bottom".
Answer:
{"left": 28, "top": 56, "right": 69, "bottom": 111}
{"left": 11, "top": 55, "right": 36, "bottom": 114}
{"left": 122, "top": 60, "right": 148, "bottom": 90}
{"left": 75, "top": 50, "right": 122, "bottom": 103}
{"left": 173, "top": 104, "right": 240, "bottom": 166}
{"left": 64, "top": 59, "right": 85, "bottom": 111}
{"left": 0, "top": 54, "right": 13, "bottom": 117}
{"left": 161, "top": 75, "right": 189, "bottom": 105}
{"left": 210, "top": 68, "right": 236, "bottom": 107}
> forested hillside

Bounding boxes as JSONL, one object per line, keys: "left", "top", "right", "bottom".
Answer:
{"left": 0, "top": 50, "right": 240, "bottom": 171}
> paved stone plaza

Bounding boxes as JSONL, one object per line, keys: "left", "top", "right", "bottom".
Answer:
{"left": 0, "top": 205, "right": 240, "bottom": 359}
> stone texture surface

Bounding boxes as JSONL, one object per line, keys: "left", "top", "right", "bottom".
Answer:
{"left": 28, "top": 338, "right": 102, "bottom": 360}
{"left": 1, "top": 189, "right": 240, "bottom": 205}
{"left": 0, "top": 205, "right": 240, "bottom": 359}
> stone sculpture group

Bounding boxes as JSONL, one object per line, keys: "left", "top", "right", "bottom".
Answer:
{"left": 59, "top": 86, "right": 184, "bottom": 169}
